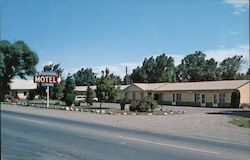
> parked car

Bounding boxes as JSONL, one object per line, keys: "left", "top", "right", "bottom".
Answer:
{"left": 93, "top": 97, "right": 98, "bottom": 102}
{"left": 75, "top": 95, "right": 86, "bottom": 106}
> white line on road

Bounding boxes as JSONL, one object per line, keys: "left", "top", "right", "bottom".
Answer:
{"left": 16, "top": 117, "right": 46, "bottom": 124}
{"left": 120, "top": 136, "right": 221, "bottom": 155}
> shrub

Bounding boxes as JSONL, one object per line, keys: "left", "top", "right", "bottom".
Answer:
{"left": 129, "top": 100, "right": 141, "bottom": 111}
{"left": 65, "top": 93, "right": 76, "bottom": 106}
{"left": 231, "top": 90, "right": 240, "bottom": 108}
{"left": 120, "top": 98, "right": 127, "bottom": 110}
{"left": 129, "top": 96, "right": 158, "bottom": 112}
{"left": 27, "top": 90, "right": 36, "bottom": 100}
{"left": 240, "top": 103, "right": 250, "bottom": 108}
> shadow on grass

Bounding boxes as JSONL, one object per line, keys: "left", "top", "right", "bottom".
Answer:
{"left": 207, "top": 110, "right": 250, "bottom": 118}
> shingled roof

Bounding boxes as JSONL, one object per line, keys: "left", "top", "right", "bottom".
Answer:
{"left": 155, "top": 80, "right": 249, "bottom": 91}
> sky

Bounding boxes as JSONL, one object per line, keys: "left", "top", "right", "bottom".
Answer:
{"left": 1, "top": 0, "right": 249, "bottom": 78}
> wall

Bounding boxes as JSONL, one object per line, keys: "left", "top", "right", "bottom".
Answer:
{"left": 238, "top": 82, "right": 250, "bottom": 104}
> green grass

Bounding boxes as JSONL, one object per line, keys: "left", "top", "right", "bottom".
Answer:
{"left": 230, "top": 117, "right": 250, "bottom": 128}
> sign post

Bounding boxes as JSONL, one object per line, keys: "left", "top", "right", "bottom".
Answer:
{"left": 33, "top": 71, "right": 60, "bottom": 108}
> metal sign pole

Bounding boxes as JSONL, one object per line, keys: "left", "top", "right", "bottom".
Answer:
{"left": 47, "top": 85, "right": 49, "bottom": 108}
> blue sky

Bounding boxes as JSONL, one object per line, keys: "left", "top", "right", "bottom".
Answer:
{"left": 1, "top": 0, "right": 249, "bottom": 78}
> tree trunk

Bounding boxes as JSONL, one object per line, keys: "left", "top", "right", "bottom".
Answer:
{"left": 99, "top": 101, "right": 102, "bottom": 109}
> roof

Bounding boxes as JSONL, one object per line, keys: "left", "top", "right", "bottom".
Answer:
{"left": 155, "top": 80, "right": 250, "bottom": 91}
{"left": 10, "top": 79, "right": 37, "bottom": 90}
{"left": 126, "top": 83, "right": 169, "bottom": 91}
{"left": 75, "top": 85, "right": 129, "bottom": 92}
{"left": 75, "top": 86, "right": 96, "bottom": 92}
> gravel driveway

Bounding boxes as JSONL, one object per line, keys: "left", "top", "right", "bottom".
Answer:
{"left": 1, "top": 103, "right": 249, "bottom": 145}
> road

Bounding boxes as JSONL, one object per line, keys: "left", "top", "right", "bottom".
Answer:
{"left": 1, "top": 109, "right": 250, "bottom": 160}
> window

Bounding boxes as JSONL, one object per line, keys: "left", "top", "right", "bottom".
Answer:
{"left": 176, "top": 93, "right": 181, "bottom": 102}
{"left": 24, "top": 92, "right": 27, "bottom": 96}
{"left": 219, "top": 93, "right": 225, "bottom": 103}
{"left": 201, "top": 94, "right": 205, "bottom": 103}
{"left": 148, "top": 92, "right": 152, "bottom": 96}
{"left": 194, "top": 93, "right": 200, "bottom": 102}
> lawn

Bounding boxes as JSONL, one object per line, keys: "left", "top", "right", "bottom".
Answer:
{"left": 230, "top": 117, "right": 250, "bottom": 128}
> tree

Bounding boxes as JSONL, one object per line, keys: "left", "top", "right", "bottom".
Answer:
{"left": 86, "top": 85, "right": 94, "bottom": 105}
{"left": 0, "top": 40, "right": 39, "bottom": 101}
{"left": 73, "top": 68, "right": 97, "bottom": 86}
{"left": 63, "top": 75, "right": 76, "bottom": 103}
{"left": 96, "top": 68, "right": 120, "bottom": 108}
{"left": 219, "top": 55, "right": 243, "bottom": 80}
{"left": 176, "top": 51, "right": 221, "bottom": 82}
{"left": 130, "top": 53, "right": 175, "bottom": 83}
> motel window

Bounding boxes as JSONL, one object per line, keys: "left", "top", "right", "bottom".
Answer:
{"left": 176, "top": 93, "right": 181, "bottom": 102}
{"left": 194, "top": 93, "right": 200, "bottom": 102}
{"left": 24, "top": 92, "right": 27, "bottom": 96}
{"left": 219, "top": 93, "right": 225, "bottom": 103}
{"left": 148, "top": 92, "right": 152, "bottom": 96}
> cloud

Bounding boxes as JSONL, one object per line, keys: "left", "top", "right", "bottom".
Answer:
{"left": 63, "top": 44, "right": 249, "bottom": 79}
{"left": 228, "top": 30, "right": 239, "bottom": 35}
{"left": 223, "top": 0, "right": 249, "bottom": 15}
{"left": 204, "top": 44, "right": 249, "bottom": 73}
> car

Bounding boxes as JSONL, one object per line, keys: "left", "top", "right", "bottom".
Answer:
{"left": 75, "top": 95, "right": 86, "bottom": 106}
{"left": 93, "top": 97, "right": 98, "bottom": 102}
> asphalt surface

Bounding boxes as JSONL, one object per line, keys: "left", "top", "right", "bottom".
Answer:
{"left": 1, "top": 109, "right": 250, "bottom": 160}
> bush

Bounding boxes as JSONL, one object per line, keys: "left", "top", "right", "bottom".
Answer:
{"left": 129, "top": 96, "right": 158, "bottom": 112}
{"left": 27, "top": 90, "right": 36, "bottom": 100}
{"left": 129, "top": 100, "right": 141, "bottom": 112}
{"left": 231, "top": 90, "right": 240, "bottom": 108}
{"left": 65, "top": 93, "right": 76, "bottom": 106}
{"left": 240, "top": 103, "right": 250, "bottom": 108}
{"left": 120, "top": 98, "right": 127, "bottom": 110}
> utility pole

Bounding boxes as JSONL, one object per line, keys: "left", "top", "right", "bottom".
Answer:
{"left": 125, "top": 66, "right": 129, "bottom": 85}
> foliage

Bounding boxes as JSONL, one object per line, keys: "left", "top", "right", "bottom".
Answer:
{"left": 219, "top": 55, "right": 243, "bottom": 80}
{"left": 27, "top": 90, "right": 36, "bottom": 100}
{"left": 129, "top": 96, "right": 158, "bottom": 112}
{"left": 96, "top": 68, "right": 120, "bottom": 108}
{"left": 0, "top": 40, "right": 39, "bottom": 101}
{"left": 63, "top": 76, "right": 75, "bottom": 101}
{"left": 176, "top": 51, "right": 221, "bottom": 82}
{"left": 86, "top": 85, "right": 94, "bottom": 105}
{"left": 130, "top": 53, "right": 175, "bottom": 83}
{"left": 231, "top": 90, "right": 240, "bottom": 108}
{"left": 65, "top": 93, "right": 76, "bottom": 106}
{"left": 240, "top": 103, "right": 250, "bottom": 108}
{"left": 51, "top": 79, "right": 65, "bottom": 100}
{"left": 120, "top": 98, "right": 127, "bottom": 110}
{"left": 73, "top": 68, "right": 97, "bottom": 86}
{"left": 230, "top": 118, "right": 250, "bottom": 128}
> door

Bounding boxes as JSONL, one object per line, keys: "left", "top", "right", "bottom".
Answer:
{"left": 132, "top": 92, "right": 136, "bottom": 101}
{"left": 213, "top": 94, "right": 218, "bottom": 107}
{"left": 201, "top": 94, "right": 206, "bottom": 107}
{"left": 172, "top": 93, "right": 176, "bottom": 105}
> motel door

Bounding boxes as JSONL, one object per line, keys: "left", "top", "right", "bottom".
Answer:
{"left": 172, "top": 93, "right": 176, "bottom": 105}
{"left": 132, "top": 92, "right": 136, "bottom": 101}
{"left": 213, "top": 94, "right": 218, "bottom": 107}
{"left": 201, "top": 94, "right": 206, "bottom": 107}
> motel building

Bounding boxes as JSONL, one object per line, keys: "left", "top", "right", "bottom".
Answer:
{"left": 123, "top": 80, "right": 250, "bottom": 107}
{"left": 9, "top": 79, "right": 37, "bottom": 100}
{"left": 8, "top": 79, "right": 250, "bottom": 107}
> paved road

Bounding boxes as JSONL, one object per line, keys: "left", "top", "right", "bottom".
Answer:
{"left": 1, "top": 109, "right": 250, "bottom": 160}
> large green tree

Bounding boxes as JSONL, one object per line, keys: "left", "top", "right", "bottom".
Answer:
{"left": 63, "top": 75, "right": 75, "bottom": 101}
{"left": 219, "top": 55, "right": 243, "bottom": 80}
{"left": 96, "top": 68, "right": 120, "bottom": 108}
{"left": 176, "top": 51, "right": 221, "bottom": 82}
{"left": 130, "top": 53, "right": 175, "bottom": 83}
{"left": 73, "top": 68, "right": 97, "bottom": 86}
{"left": 0, "top": 40, "right": 39, "bottom": 101}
